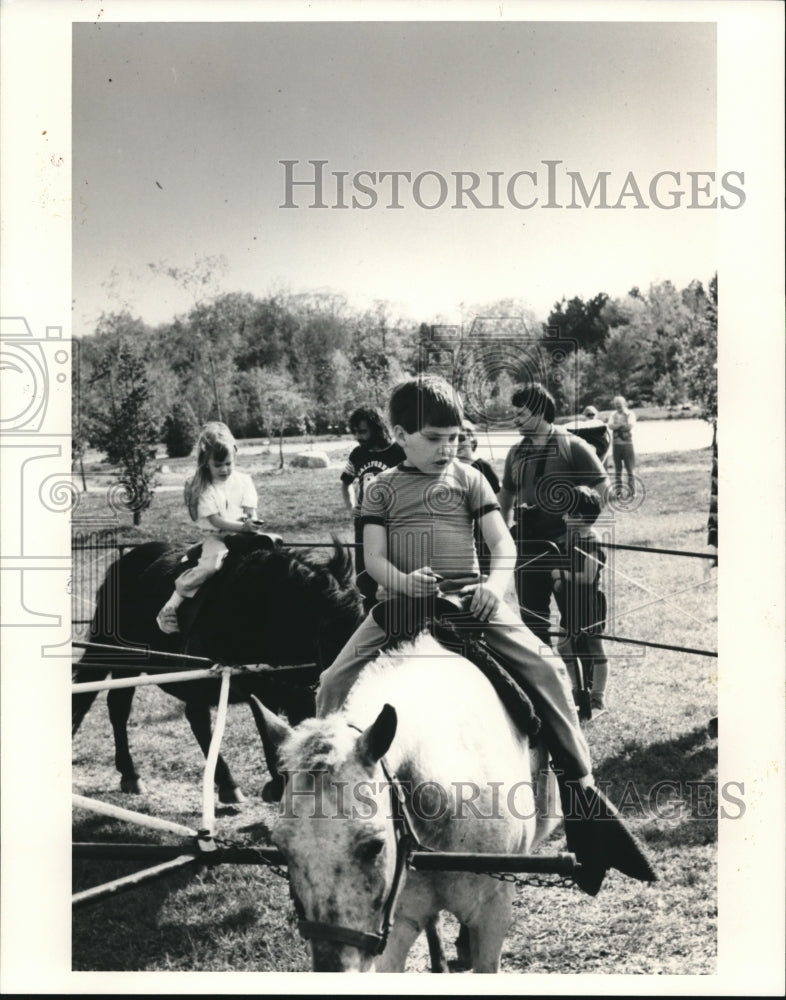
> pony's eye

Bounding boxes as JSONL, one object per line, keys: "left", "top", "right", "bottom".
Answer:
{"left": 357, "top": 838, "right": 385, "bottom": 864}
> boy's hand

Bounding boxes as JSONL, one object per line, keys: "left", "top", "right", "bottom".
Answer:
{"left": 240, "top": 519, "right": 258, "bottom": 533}
{"left": 468, "top": 581, "right": 504, "bottom": 622}
{"left": 404, "top": 568, "right": 441, "bottom": 597}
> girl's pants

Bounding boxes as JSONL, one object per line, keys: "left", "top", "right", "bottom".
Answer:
{"left": 174, "top": 534, "right": 227, "bottom": 599}
{"left": 316, "top": 600, "right": 593, "bottom": 780}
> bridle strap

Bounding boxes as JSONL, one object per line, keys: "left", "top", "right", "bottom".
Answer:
{"left": 292, "top": 725, "right": 423, "bottom": 956}
{"left": 298, "top": 920, "right": 387, "bottom": 955}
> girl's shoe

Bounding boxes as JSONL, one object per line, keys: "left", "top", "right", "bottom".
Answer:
{"left": 156, "top": 604, "right": 180, "bottom": 634}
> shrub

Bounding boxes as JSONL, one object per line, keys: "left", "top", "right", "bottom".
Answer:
{"left": 164, "top": 401, "right": 200, "bottom": 458}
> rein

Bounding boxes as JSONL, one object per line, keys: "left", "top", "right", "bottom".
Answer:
{"left": 290, "top": 724, "right": 424, "bottom": 957}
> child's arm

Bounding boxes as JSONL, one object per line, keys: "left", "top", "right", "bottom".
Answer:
{"left": 241, "top": 505, "right": 263, "bottom": 525}
{"left": 471, "top": 509, "right": 516, "bottom": 620}
{"left": 363, "top": 523, "right": 441, "bottom": 597}
{"left": 555, "top": 540, "right": 602, "bottom": 586}
{"left": 206, "top": 513, "right": 257, "bottom": 534}
{"left": 497, "top": 486, "right": 516, "bottom": 528}
{"left": 340, "top": 481, "right": 356, "bottom": 514}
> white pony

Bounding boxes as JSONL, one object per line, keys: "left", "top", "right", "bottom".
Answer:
{"left": 250, "top": 634, "right": 560, "bottom": 973}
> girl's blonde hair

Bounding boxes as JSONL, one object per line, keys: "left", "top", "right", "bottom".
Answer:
{"left": 183, "top": 422, "right": 237, "bottom": 521}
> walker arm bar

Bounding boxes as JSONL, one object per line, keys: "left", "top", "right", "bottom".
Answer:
{"left": 73, "top": 842, "right": 576, "bottom": 874}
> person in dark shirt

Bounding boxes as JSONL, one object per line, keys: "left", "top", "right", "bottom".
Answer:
{"left": 340, "top": 406, "right": 405, "bottom": 610}
{"left": 457, "top": 419, "right": 500, "bottom": 575}
{"left": 498, "top": 383, "right": 609, "bottom": 647}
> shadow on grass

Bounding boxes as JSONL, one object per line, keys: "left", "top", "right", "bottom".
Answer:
{"left": 72, "top": 831, "right": 299, "bottom": 971}
{"left": 596, "top": 725, "right": 718, "bottom": 849}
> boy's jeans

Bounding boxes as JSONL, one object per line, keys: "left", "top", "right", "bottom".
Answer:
{"left": 316, "top": 600, "right": 593, "bottom": 779}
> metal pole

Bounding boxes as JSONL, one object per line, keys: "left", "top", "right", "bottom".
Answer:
{"left": 72, "top": 842, "right": 578, "bottom": 876}
{"left": 72, "top": 640, "right": 214, "bottom": 666}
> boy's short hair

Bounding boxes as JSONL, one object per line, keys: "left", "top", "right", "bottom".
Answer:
{"left": 389, "top": 376, "right": 464, "bottom": 433}
{"left": 566, "top": 485, "right": 603, "bottom": 525}
{"left": 511, "top": 382, "right": 556, "bottom": 424}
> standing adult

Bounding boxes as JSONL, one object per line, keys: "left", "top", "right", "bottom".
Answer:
{"left": 457, "top": 418, "right": 500, "bottom": 576}
{"left": 608, "top": 395, "right": 637, "bottom": 495}
{"left": 498, "top": 383, "right": 609, "bottom": 647}
{"left": 340, "top": 406, "right": 405, "bottom": 611}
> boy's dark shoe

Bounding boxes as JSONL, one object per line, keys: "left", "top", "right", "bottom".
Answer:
{"left": 560, "top": 781, "right": 657, "bottom": 896}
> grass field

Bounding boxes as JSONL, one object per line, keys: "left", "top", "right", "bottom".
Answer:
{"left": 71, "top": 440, "right": 718, "bottom": 974}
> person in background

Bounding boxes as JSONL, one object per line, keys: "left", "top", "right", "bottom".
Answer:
{"left": 340, "top": 406, "right": 405, "bottom": 611}
{"left": 498, "top": 383, "right": 609, "bottom": 648}
{"left": 552, "top": 485, "right": 610, "bottom": 719}
{"left": 608, "top": 395, "right": 637, "bottom": 495}
{"left": 576, "top": 404, "right": 612, "bottom": 465}
{"left": 457, "top": 418, "right": 500, "bottom": 576}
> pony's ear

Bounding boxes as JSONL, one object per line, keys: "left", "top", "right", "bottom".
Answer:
{"left": 249, "top": 694, "right": 292, "bottom": 779}
{"left": 355, "top": 703, "right": 397, "bottom": 767}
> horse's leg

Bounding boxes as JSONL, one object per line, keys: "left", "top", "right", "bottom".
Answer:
{"left": 376, "top": 913, "right": 430, "bottom": 973}
{"left": 465, "top": 885, "right": 514, "bottom": 974}
{"left": 106, "top": 683, "right": 146, "bottom": 794}
{"left": 425, "top": 915, "right": 449, "bottom": 973}
{"left": 183, "top": 699, "right": 246, "bottom": 804}
{"left": 452, "top": 923, "right": 472, "bottom": 972}
{"left": 531, "top": 743, "right": 562, "bottom": 851}
{"left": 72, "top": 664, "right": 106, "bottom": 735}
{"left": 376, "top": 880, "right": 441, "bottom": 973}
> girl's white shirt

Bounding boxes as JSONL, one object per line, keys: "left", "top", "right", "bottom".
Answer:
{"left": 194, "top": 470, "right": 257, "bottom": 533}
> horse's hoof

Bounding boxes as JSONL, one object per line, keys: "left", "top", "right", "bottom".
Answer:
{"left": 120, "top": 777, "right": 146, "bottom": 794}
{"left": 218, "top": 785, "right": 246, "bottom": 804}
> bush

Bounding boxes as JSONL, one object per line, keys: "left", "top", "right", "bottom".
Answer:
{"left": 164, "top": 401, "right": 200, "bottom": 458}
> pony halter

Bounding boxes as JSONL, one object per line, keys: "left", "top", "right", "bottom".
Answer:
{"left": 289, "top": 730, "right": 423, "bottom": 957}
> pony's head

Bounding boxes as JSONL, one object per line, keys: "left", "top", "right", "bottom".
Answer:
{"left": 250, "top": 698, "right": 401, "bottom": 972}
{"left": 199, "top": 536, "right": 364, "bottom": 669}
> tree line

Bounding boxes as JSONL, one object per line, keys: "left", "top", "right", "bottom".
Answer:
{"left": 73, "top": 274, "right": 717, "bottom": 512}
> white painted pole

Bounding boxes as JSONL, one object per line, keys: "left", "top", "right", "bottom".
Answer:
{"left": 201, "top": 668, "right": 231, "bottom": 838}
{"left": 72, "top": 855, "right": 198, "bottom": 908}
{"left": 72, "top": 794, "right": 199, "bottom": 838}
{"left": 72, "top": 668, "right": 216, "bottom": 693}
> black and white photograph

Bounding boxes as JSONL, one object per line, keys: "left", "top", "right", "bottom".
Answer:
{"left": 0, "top": 0, "right": 783, "bottom": 992}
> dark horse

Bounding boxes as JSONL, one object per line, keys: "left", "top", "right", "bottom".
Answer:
{"left": 72, "top": 534, "right": 364, "bottom": 802}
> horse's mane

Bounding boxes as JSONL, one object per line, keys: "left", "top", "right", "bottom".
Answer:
{"left": 281, "top": 540, "right": 360, "bottom": 618}
{"left": 223, "top": 534, "right": 360, "bottom": 617}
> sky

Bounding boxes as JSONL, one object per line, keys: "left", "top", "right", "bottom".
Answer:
{"left": 72, "top": 19, "right": 719, "bottom": 333}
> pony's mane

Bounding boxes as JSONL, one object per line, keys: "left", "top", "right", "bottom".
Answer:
{"left": 282, "top": 541, "right": 360, "bottom": 616}
{"left": 222, "top": 535, "right": 361, "bottom": 616}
